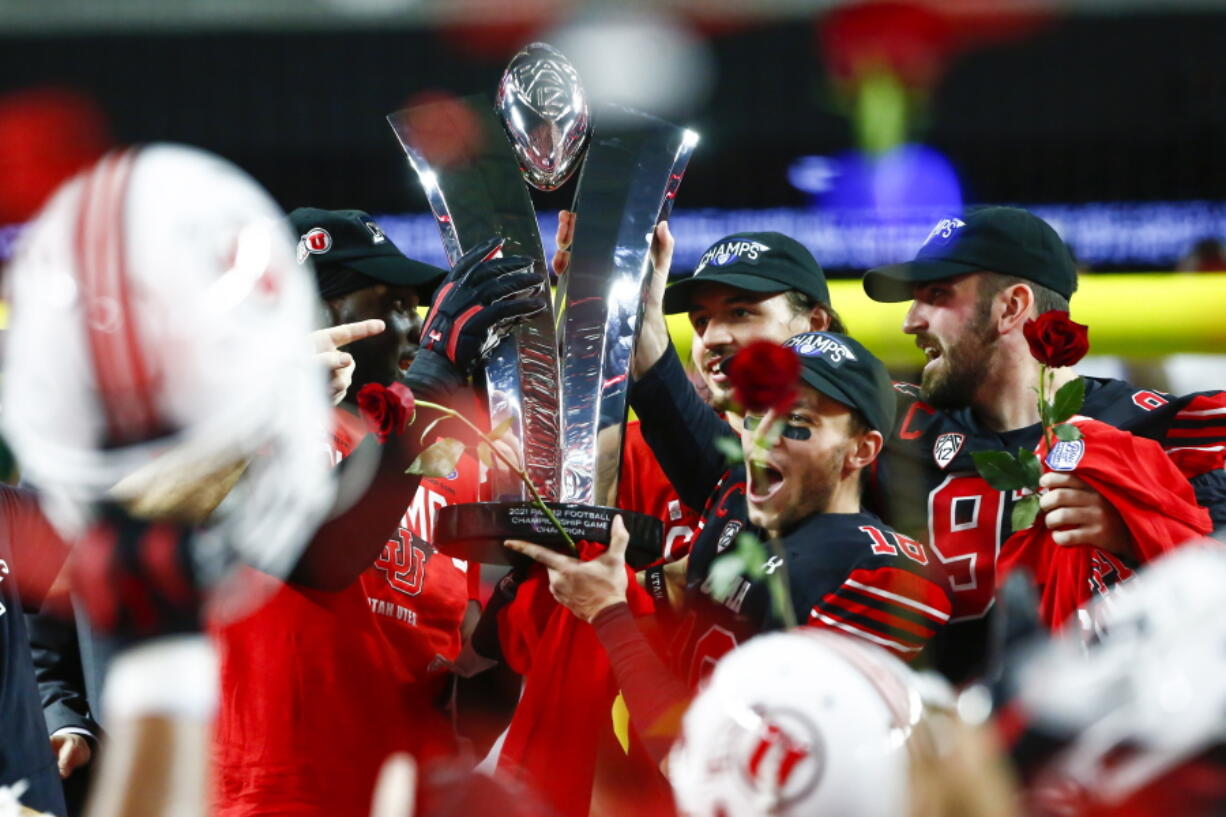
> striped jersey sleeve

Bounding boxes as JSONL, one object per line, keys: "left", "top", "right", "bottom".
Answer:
{"left": 807, "top": 565, "right": 952, "bottom": 661}
{"left": 1162, "top": 392, "right": 1226, "bottom": 476}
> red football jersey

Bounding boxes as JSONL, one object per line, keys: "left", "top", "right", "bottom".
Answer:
{"left": 617, "top": 419, "right": 701, "bottom": 562}
{"left": 212, "top": 408, "right": 479, "bottom": 817}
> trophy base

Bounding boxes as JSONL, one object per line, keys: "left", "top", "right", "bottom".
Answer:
{"left": 434, "top": 502, "right": 663, "bottom": 570}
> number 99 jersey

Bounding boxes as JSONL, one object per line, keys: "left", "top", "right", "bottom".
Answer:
{"left": 870, "top": 377, "right": 1226, "bottom": 683}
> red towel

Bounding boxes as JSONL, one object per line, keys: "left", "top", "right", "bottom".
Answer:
{"left": 998, "top": 417, "right": 1212, "bottom": 631}
{"left": 496, "top": 541, "right": 656, "bottom": 817}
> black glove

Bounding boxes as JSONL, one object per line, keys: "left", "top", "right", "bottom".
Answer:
{"left": 407, "top": 237, "right": 544, "bottom": 402}
{"left": 422, "top": 237, "right": 544, "bottom": 372}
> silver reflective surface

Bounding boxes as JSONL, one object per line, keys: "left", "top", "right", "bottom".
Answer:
{"left": 387, "top": 99, "right": 561, "bottom": 500}
{"left": 497, "top": 42, "right": 590, "bottom": 192}
{"left": 557, "top": 114, "right": 699, "bottom": 507}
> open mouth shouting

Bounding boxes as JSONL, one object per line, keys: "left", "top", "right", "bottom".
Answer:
{"left": 747, "top": 457, "right": 786, "bottom": 505}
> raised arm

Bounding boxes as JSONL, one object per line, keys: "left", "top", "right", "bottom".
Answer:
{"left": 628, "top": 223, "right": 734, "bottom": 507}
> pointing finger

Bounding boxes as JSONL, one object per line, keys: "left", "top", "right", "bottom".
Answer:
{"left": 316, "top": 319, "right": 386, "bottom": 351}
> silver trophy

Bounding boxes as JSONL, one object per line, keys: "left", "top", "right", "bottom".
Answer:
{"left": 388, "top": 43, "right": 698, "bottom": 567}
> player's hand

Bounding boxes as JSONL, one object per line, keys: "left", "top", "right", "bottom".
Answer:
{"left": 313, "top": 319, "right": 386, "bottom": 405}
{"left": 552, "top": 209, "right": 576, "bottom": 278}
{"left": 504, "top": 515, "right": 630, "bottom": 622}
{"left": 50, "top": 731, "right": 92, "bottom": 779}
{"left": 1038, "top": 472, "right": 1134, "bottom": 557}
{"left": 633, "top": 221, "right": 675, "bottom": 379}
{"left": 419, "top": 237, "right": 544, "bottom": 374}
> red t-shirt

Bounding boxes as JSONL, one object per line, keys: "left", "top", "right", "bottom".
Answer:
{"left": 617, "top": 420, "right": 701, "bottom": 562}
{"left": 212, "top": 409, "right": 479, "bottom": 817}
{"left": 998, "top": 417, "right": 1213, "bottom": 631}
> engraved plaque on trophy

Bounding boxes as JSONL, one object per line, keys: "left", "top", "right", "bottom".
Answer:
{"left": 388, "top": 42, "right": 697, "bottom": 568}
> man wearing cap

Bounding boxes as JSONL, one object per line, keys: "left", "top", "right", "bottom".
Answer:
{"left": 861, "top": 205, "right": 1226, "bottom": 681}
{"left": 649, "top": 227, "right": 845, "bottom": 423}
{"left": 478, "top": 221, "right": 858, "bottom": 817}
{"left": 213, "top": 209, "right": 542, "bottom": 817}
{"left": 293, "top": 207, "right": 450, "bottom": 402}
{"left": 506, "top": 329, "right": 951, "bottom": 763}
{"left": 549, "top": 217, "right": 845, "bottom": 568}
{"left": 617, "top": 225, "right": 847, "bottom": 560}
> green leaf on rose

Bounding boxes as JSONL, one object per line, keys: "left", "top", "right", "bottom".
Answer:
{"left": 736, "top": 532, "right": 768, "bottom": 579}
{"left": 1054, "top": 423, "right": 1083, "bottom": 442}
{"left": 1011, "top": 494, "right": 1041, "bottom": 530}
{"left": 1050, "top": 376, "right": 1086, "bottom": 425}
{"left": 489, "top": 416, "right": 514, "bottom": 441}
{"left": 407, "top": 437, "right": 465, "bottom": 478}
{"left": 706, "top": 551, "right": 747, "bottom": 603}
{"left": 714, "top": 435, "right": 744, "bottom": 464}
{"left": 1017, "top": 447, "right": 1042, "bottom": 488}
{"left": 475, "top": 442, "right": 494, "bottom": 469}
{"left": 972, "top": 451, "right": 1031, "bottom": 491}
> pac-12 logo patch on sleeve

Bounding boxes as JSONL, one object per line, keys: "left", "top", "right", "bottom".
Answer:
{"left": 1045, "top": 439, "right": 1085, "bottom": 471}
{"left": 932, "top": 432, "right": 965, "bottom": 469}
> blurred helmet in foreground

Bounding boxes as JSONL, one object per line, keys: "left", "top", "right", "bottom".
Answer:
{"left": 2, "top": 144, "right": 334, "bottom": 584}
{"left": 1011, "top": 540, "right": 1226, "bottom": 816}
{"left": 669, "top": 629, "right": 960, "bottom": 817}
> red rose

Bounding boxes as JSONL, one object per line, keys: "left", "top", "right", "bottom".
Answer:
{"left": 726, "top": 341, "right": 801, "bottom": 414}
{"left": 356, "top": 382, "right": 416, "bottom": 443}
{"left": 1022, "top": 310, "right": 1090, "bottom": 369}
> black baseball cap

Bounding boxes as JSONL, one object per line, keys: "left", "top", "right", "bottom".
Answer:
{"left": 288, "top": 207, "right": 446, "bottom": 299}
{"left": 663, "top": 231, "right": 830, "bottom": 315}
{"left": 781, "top": 332, "right": 896, "bottom": 434}
{"left": 863, "top": 206, "right": 1077, "bottom": 303}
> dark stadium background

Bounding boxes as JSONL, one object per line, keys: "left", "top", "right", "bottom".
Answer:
{"left": 0, "top": 10, "right": 1221, "bottom": 225}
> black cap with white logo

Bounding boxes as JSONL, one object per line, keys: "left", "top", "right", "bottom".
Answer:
{"left": 663, "top": 231, "right": 830, "bottom": 315}
{"left": 782, "top": 332, "right": 896, "bottom": 434}
{"left": 289, "top": 207, "right": 446, "bottom": 300}
{"left": 862, "top": 206, "right": 1077, "bottom": 303}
